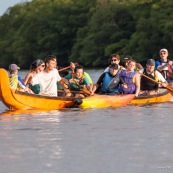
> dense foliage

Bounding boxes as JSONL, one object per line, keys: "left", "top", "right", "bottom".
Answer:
{"left": 0, "top": 0, "right": 173, "bottom": 68}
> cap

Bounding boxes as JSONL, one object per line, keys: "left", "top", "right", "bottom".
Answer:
{"left": 160, "top": 48, "right": 168, "bottom": 54}
{"left": 147, "top": 59, "right": 155, "bottom": 66}
{"left": 123, "top": 55, "right": 133, "bottom": 62}
{"left": 110, "top": 63, "right": 118, "bottom": 69}
{"left": 31, "top": 59, "right": 44, "bottom": 68}
{"left": 9, "top": 64, "right": 20, "bottom": 71}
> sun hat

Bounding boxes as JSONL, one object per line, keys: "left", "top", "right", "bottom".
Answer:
{"left": 147, "top": 59, "right": 155, "bottom": 66}
{"left": 9, "top": 64, "right": 20, "bottom": 71}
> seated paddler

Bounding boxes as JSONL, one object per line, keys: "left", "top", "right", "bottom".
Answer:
{"left": 8, "top": 63, "right": 32, "bottom": 93}
{"left": 139, "top": 59, "right": 168, "bottom": 96}
{"left": 118, "top": 60, "right": 140, "bottom": 97}
{"left": 91, "top": 64, "right": 123, "bottom": 95}
{"left": 64, "top": 65, "right": 92, "bottom": 98}
{"left": 30, "top": 56, "right": 67, "bottom": 96}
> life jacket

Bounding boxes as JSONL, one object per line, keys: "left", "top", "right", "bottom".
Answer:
{"left": 140, "top": 68, "right": 158, "bottom": 91}
{"left": 9, "top": 74, "right": 19, "bottom": 90}
{"left": 167, "top": 65, "right": 173, "bottom": 80}
{"left": 158, "top": 59, "right": 172, "bottom": 80}
{"left": 69, "top": 73, "right": 85, "bottom": 91}
{"left": 101, "top": 72, "right": 120, "bottom": 93}
{"left": 118, "top": 70, "right": 136, "bottom": 94}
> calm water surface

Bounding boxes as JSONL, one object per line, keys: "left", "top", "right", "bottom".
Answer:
{"left": 0, "top": 69, "right": 173, "bottom": 173}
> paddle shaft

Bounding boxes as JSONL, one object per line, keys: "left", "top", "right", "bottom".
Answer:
{"left": 139, "top": 72, "right": 173, "bottom": 92}
{"left": 58, "top": 66, "right": 71, "bottom": 72}
{"left": 58, "top": 90, "right": 86, "bottom": 94}
{"left": 59, "top": 81, "right": 91, "bottom": 96}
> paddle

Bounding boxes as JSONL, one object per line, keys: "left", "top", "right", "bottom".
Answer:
{"left": 139, "top": 71, "right": 173, "bottom": 93}
{"left": 58, "top": 66, "right": 71, "bottom": 72}
{"left": 80, "top": 86, "right": 91, "bottom": 96}
{"left": 58, "top": 81, "right": 91, "bottom": 96}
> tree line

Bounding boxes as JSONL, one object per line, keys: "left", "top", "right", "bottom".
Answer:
{"left": 0, "top": 0, "right": 173, "bottom": 69}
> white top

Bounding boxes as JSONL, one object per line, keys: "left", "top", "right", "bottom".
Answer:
{"left": 140, "top": 69, "right": 166, "bottom": 82}
{"left": 32, "top": 68, "right": 61, "bottom": 96}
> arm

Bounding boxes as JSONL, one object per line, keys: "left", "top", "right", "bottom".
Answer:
{"left": 23, "top": 72, "right": 32, "bottom": 85}
{"left": 156, "top": 61, "right": 168, "bottom": 71}
{"left": 18, "top": 76, "right": 26, "bottom": 87}
{"left": 134, "top": 73, "right": 140, "bottom": 97}
{"left": 90, "top": 73, "right": 105, "bottom": 95}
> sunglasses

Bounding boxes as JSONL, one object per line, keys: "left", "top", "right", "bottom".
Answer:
{"left": 111, "top": 59, "right": 118, "bottom": 62}
{"left": 160, "top": 52, "right": 167, "bottom": 55}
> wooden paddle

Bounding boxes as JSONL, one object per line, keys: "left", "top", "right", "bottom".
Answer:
{"left": 58, "top": 81, "right": 91, "bottom": 96}
{"left": 139, "top": 71, "right": 173, "bottom": 93}
{"left": 58, "top": 66, "right": 71, "bottom": 72}
{"left": 80, "top": 86, "right": 91, "bottom": 96}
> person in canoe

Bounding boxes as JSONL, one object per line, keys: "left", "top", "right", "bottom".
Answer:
{"left": 104, "top": 53, "right": 124, "bottom": 72}
{"left": 122, "top": 55, "right": 133, "bottom": 69}
{"left": 30, "top": 56, "right": 67, "bottom": 96}
{"left": 63, "top": 65, "right": 92, "bottom": 98}
{"left": 155, "top": 48, "right": 173, "bottom": 86}
{"left": 139, "top": 59, "right": 168, "bottom": 96}
{"left": 8, "top": 64, "right": 32, "bottom": 93}
{"left": 23, "top": 59, "right": 45, "bottom": 86}
{"left": 91, "top": 63, "right": 123, "bottom": 95}
{"left": 69, "top": 62, "right": 93, "bottom": 85}
{"left": 118, "top": 60, "right": 140, "bottom": 97}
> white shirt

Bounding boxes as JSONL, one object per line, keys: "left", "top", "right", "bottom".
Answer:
{"left": 32, "top": 69, "right": 61, "bottom": 96}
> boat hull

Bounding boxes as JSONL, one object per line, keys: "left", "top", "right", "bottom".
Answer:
{"left": 129, "top": 89, "right": 172, "bottom": 105}
{"left": 0, "top": 68, "right": 75, "bottom": 110}
{"left": 79, "top": 94, "right": 135, "bottom": 108}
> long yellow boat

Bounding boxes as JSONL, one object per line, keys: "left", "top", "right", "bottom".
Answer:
{"left": 0, "top": 68, "right": 75, "bottom": 110}
{"left": 0, "top": 68, "right": 135, "bottom": 110}
{"left": 129, "top": 89, "right": 172, "bottom": 105}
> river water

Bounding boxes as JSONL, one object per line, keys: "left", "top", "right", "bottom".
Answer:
{"left": 0, "top": 69, "right": 173, "bottom": 173}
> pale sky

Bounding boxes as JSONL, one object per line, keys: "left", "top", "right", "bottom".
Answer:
{"left": 0, "top": 0, "right": 32, "bottom": 16}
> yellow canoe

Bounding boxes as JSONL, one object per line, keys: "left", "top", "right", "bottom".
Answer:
{"left": 0, "top": 68, "right": 75, "bottom": 110}
{"left": 0, "top": 68, "right": 135, "bottom": 110}
{"left": 129, "top": 89, "right": 172, "bottom": 105}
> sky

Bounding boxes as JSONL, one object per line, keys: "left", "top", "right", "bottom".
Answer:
{"left": 0, "top": 0, "right": 32, "bottom": 16}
